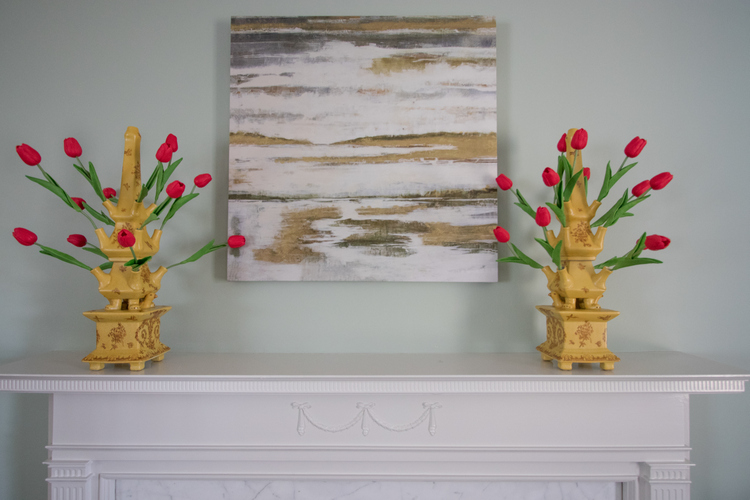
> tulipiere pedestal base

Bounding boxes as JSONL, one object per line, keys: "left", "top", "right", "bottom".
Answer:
{"left": 536, "top": 305, "right": 620, "bottom": 371}
{"left": 82, "top": 306, "right": 171, "bottom": 371}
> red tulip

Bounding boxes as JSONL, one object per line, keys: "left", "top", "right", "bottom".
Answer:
{"left": 71, "top": 197, "right": 86, "bottom": 210}
{"left": 194, "top": 173, "right": 212, "bottom": 188}
{"left": 583, "top": 167, "right": 591, "bottom": 180}
{"left": 16, "top": 144, "right": 41, "bottom": 166}
{"left": 117, "top": 229, "right": 136, "bottom": 248}
{"left": 542, "top": 167, "right": 560, "bottom": 187}
{"left": 103, "top": 187, "right": 117, "bottom": 199}
{"left": 495, "top": 174, "right": 512, "bottom": 191}
{"left": 650, "top": 172, "right": 673, "bottom": 190}
{"left": 556, "top": 133, "right": 567, "bottom": 153}
{"left": 13, "top": 227, "right": 38, "bottom": 246}
{"left": 624, "top": 136, "right": 647, "bottom": 158}
{"left": 644, "top": 234, "right": 670, "bottom": 251}
{"left": 228, "top": 235, "right": 246, "bottom": 248}
{"left": 63, "top": 137, "right": 82, "bottom": 158}
{"left": 570, "top": 128, "right": 588, "bottom": 150}
{"left": 535, "top": 206, "right": 551, "bottom": 227}
{"left": 165, "top": 133, "right": 178, "bottom": 152}
{"left": 155, "top": 143, "right": 173, "bottom": 163}
{"left": 67, "top": 234, "right": 87, "bottom": 247}
{"left": 632, "top": 180, "right": 651, "bottom": 198}
{"left": 166, "top": 180, "right": 185, "bottom": 198}
{"left": 493, "top": 226, "right": 510, "bottom": 243}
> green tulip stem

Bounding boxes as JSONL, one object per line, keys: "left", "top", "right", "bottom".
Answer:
{"left": 36, "top": 163, "right": 49, "bottom": 178}
{"left": 81, "top": 211, "right": 98, "bottom": 230}
{"left": 129, "top": 247, "right": 138, "bottom": 262}
{"left": 541, "top": 227, "right": 549, "bottom": 242}
{"left": 571, "top": 150, "right": 579, "bottom": 175}
{"left": 190, "top": 185, "right": 196, "bottom": 195}
{"left": 617, "top": 156, "right": 628, "bottom": 172}
{"left": 76, "top": 157, "right": 86, "bottom": 170}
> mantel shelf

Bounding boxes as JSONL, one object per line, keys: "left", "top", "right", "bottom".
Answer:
{"left": 1, "top": 350, "right": 747, "bottom": 500}
{"left": 0, "top": 350, "right": 746, "bottom": 395}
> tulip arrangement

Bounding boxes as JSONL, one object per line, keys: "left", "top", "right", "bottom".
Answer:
{"left": 13, "top": 134, "right": 244, "bottom": 273}
{"left": 494, "top": 130, "right": 672, "bottom": 272}
{"left": 493, "top": 129, "right": 673, "bottom": 370}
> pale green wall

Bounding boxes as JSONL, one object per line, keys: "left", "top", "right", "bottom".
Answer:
{"left": 1, "top": 0, "right": 749, "bottom": 498}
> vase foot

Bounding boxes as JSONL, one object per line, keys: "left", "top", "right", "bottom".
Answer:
{"left": 88, "top": 362, "right": 106, "bottom": 371}
{"left": 557, "top": 361, "right": 573, "bottom": 371}
{"left": 153, "top": 354, "right": 165, "bottom": 362}
{"left": 129, "top": 361, "right": 146, "bottom": 371}
{"left": 600, "top": 362, "right": 615, "bottom": 371}
{"left": 541, "top": 353, "right": 553, "bottom": 361}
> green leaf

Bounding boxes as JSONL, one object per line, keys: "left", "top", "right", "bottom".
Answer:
{"left": 611, "top": 257, "right": 663, "bottom": 271}
{"left": 551, "top": 240, "right": 562, "bottom": 269}
{"left": 160, "top": 192, "right": 199, "bottom": 228}
{"left": 98, "top": 261, "right": 113, "bottom": 270}
{"left": 26, "top": 175, "right": 75, "bottom": 209}
{"left": 514, "top": 201, "right": 536, "bottom": 219}
{"left": 562, "top": 169, "right": 584, "bottom": 202}
{"left": 145, "top": 164, "right": 161, "bottom": 190}
{"left": 497, "top": 256, "right": 525, "bottom": 264}
{"left": 557, "top": 155, "right": 566, "bottom": 177}
{"left": 594, "top": 256, "right": 620, "bottom": 270}
{"left": 82, "top": 201, "right": 115, "bottom": 226}
{"left": 167, "top": 239, "right": 227, "bottom": 269}
{"left": 607, "top": 193, "right": 650, "bottom": 227}
{"left": 137, "top": 186, "right": 149, "bottom": 203}
{"left": 509, "top": 243, "right": 543, "bottom": 269}
{"left": 139, "top": 197, "right": 173, "bottom": 229}
{"left": 82, "top": 245, "right": 109, "bottom": 260}
{"left": 545, "top": 202, "right": 566, "bottom": 227}
{"left": 628, "top": 232, "right": 648, "bottom": 259}
{"left": 610, "top": 161, "right": 638, "bottom": 187}
{"left": 535, "top": 237, "right": 554, "bottom": 257}
{"left": 88, "top": 162, "right": 105, "bottom": 201}
{"left": 596, "top": 161, "right": 613, "bottom": 201}
{"left": 162, "top": 157, "right": 183, "bottom": 185}
{"left": 153, "top": 163, "right": 166, "bottom": 202}
{"left": 603, "top": 190, "right": 629, "bottom": 227}
{"left": 37, "top": 244, "right": 92, "bottom": 271}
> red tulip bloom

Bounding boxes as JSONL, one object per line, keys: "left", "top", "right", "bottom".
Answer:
{"left": 165, "top": 133, "right": 178, "bottom": 152}
{"left": 194, "top": 173, "right": 212, "bottom": 188}
{"left": 13, "top": 227, "right": 38, "bottom": 246}
{"left": 117, "top": 229, "right": 136, "bottom": 248}
{"left": 542, "top": 167, "right": 560, "bottom": 187}
{"left": 535, "top": 206, "right": 551, "bottom": 227}
{"left": 103, "top": 187, "right": 117, "bottom": 199}
{"left": 624, "top": 136, "right": 647, "bottom": 158}
{"left": 16, "top": 144, "right": 41, "bottom": 166}
{"left": 650, "top": 172, "right": 673, "bottom": 190}
{"left": 644, "top": 234, "right": 670, "bottom": 251}
{"left": 583, "top": 167, "right": 591, "bottom": 180}
{"left": 570, "top": 128, "right": 588, "bottom": 150}
{"left": 556, "top": 133, "right": 567, "bottom": 153}
{"left": 71, "top": 197, "right": 86, "bottom": 210}
{"left": 155, "top": 143, "right": 173, "bottom": 163}
{"left": 493, "top": 226, "right": 510, "bottom": 243}
{"left": 632, "top": 180, "right": 651, "bottom": 198}
{"left": 228, "top": 235, "right": 246, "bottom": 248}
{"left": 63, "top": 137, "right": 82, "bottom": 158}
{"left": 166, "top": 180, "right": 185, "bottom": 198}
{"left": 495, "top": 174, "right": 513, "bottom": 191}
{"left": 67, "top": 234, "right": 87, "bottom": 247}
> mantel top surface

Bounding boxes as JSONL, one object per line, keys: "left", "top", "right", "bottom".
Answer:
{"left": 0, "top": 351, "right": 746, "bottom": 394}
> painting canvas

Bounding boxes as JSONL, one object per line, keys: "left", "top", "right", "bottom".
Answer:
{"left": 228, "top": 16, "right": 498, "bottom": 281}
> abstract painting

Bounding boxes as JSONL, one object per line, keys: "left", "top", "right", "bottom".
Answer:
{"left": 228, "top": 16, "right": 498, "bottom": 281}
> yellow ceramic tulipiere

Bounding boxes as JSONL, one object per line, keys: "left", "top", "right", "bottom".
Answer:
{"left": 82, "top": 127, "right": 171, "bottom": 371}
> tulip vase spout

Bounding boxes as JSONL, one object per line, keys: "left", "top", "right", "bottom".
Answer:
{"left": 82, "top": 306, "right": 171, "bottom": 371}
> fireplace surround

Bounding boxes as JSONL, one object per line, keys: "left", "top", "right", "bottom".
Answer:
{"left": 0, "top": 351, "right": 746, "bottom": 500}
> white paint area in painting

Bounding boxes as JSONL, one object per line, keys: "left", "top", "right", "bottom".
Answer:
{"left": 230, "top": 144, "right": 495, "bottom": 198}
{"left": 230, "top": 42, "right": 497, "bottom": 144}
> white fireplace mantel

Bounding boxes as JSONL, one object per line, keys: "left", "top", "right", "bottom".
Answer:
{"left": 0, "top": 350, "right": 747, "bottom": 500}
